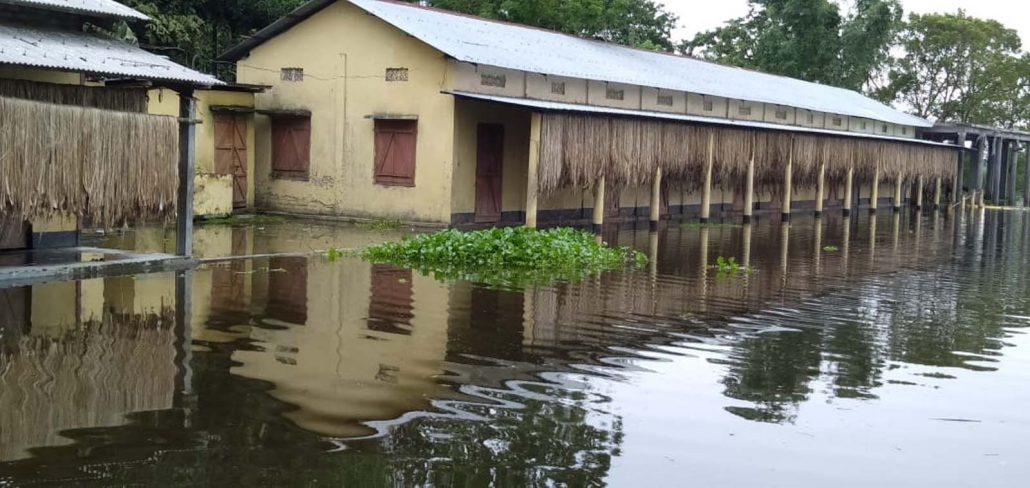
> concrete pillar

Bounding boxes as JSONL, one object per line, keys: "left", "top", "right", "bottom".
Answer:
{"left": 934, "top": 176, "right": 942, "bottom": 210}
{"left": 915, "top": 175, "right": 924, "bottom": 210}
{"left": 1024, "top": 144, "right": 1030, "bottom": 207}
{"left": 870, "top": 166, "right": 880, "bottom": 214}
{"left": 649, "top": 166, "right": 662, "bottom": 231}
{"left": 525, "top": 112, "right": 542, "bottom": 228}
{"left": 743, "top": 154, "right": 755, "bottom": 224}
{"left": 782, "top": 144, "right": 793, "bottom": 222}
{"left": 955, "top": 131, "right": 966, "bottom": 204}
{"left": 973, "top": 136, "right": 986, "bottom": 193}
{"left": 1007, "top": 141, "right": 1018, "bottom": 205}
{"left": 742, "top": 223, "right": 752, "bottom": 269}
{"left": 700, "top": 132, "right": 714, "bottom": 223}
{"left": 592, "top": 175, "right": 605, "bottom": 232}
{"left": 176, "top": 90, "right": 196, "bottom": 257}
{"left": 893, "top": 172, "right": 903, "bottom": 212}
{"left": 843, "top": 166, "right": 854, "bottom": 217}
{"left": 815, "top": 161, "right": 826, "bottom": 217}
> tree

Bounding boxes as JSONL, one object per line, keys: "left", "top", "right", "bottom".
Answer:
{"left": 680, "top": 0, "right": 903, "bottom": 92}
{"left": 416, "top": 0, "right": 678, "bottom": 51}
{"left": 121, "top": 0, "right": 304, "bottom": 78}
{"left": 877, "top": 11, "right": 1030, "bottom": 129}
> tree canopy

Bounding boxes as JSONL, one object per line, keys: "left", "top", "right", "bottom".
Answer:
{"left": 413, "top": 0, "right": 678, "bottom": 51}
{"left": 875, "top": 11, "right": 1030, "bottom": 128}
{"left": 680, "top": 0, "right": 903, "bottom": 92}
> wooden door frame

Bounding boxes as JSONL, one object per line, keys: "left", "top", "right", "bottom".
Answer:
{"left": 474, "top": 123, "right": 505, "bottom": 223}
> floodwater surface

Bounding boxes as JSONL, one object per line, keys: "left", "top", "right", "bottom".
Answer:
{"left": 1, "top": 211, "right": 1029, "bottom": 487}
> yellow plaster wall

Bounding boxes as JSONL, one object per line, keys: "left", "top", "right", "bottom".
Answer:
{"left": 237, "top": 0, "right": 455, "bottom": 224}
{"left": 525, "top": 73, "right": 587, "bottom": 104}
{"left": 194, "top": 174, "right": 234, "bottom": 217}
{"left": 641, "top": 87, "right": 686, "bottom": 114}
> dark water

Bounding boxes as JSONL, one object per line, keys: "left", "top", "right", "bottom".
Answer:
{"left": 2, "top": 211, "right": 1029, "bottom": 487}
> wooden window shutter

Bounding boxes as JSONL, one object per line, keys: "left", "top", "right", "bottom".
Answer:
{"left": 374, "top": 119, "right": 417, "bottom": 186}
{"left": 272, "top": 116, "right": 311, "bottom": 179}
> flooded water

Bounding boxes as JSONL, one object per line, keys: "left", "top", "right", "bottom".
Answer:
{"left": 2, "top": 210, "right": 1029, "bottom": 486}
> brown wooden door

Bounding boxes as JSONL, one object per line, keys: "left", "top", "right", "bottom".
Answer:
{"left": 475, "top": 124, "right": 504, "bottom": 223}
{"left": 605, "top": 180, "right": 621, "bottom": 221}
{"left": 215, "top": 114, "right": 249, "bottom": 208}
{"left": 0, "top": 216, "right": 28, "bottom": 250}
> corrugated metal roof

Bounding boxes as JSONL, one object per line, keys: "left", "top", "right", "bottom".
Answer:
{"left": 0, "top": 22, "right": 221, "bottom": 86}
{"left": 349, "top": 0, "right": 929, "bottom": 128}
{"left": 451, "top": 91, "right": 958, "bottom": 149}
{"left": 0, "top": 0, "right": 148, "bottom": 21}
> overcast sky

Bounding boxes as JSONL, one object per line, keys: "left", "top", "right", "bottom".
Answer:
{"left": 662, "top": 0, "right": 1030, "bottom": 51}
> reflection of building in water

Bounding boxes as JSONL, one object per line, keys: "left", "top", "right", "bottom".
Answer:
{"left": 217, "top": 254, "right": 451, "bottom": 437}
{"left": 0, "top": 276, "right": 177, "bottom": 461}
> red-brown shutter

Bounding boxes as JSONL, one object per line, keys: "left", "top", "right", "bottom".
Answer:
{"left": 374, "top": 119, "right": 417, "bottom": 186}
{"left": 272, "top": 117, "right": 310, "bottom": 179}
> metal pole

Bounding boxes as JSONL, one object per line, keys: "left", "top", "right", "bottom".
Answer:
{"left": 176, "top": 89, "right": 196, "bottom": 257}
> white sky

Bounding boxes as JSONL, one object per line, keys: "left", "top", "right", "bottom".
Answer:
{"left": 663, "top": 0, "right": 1030, "bottom": 51}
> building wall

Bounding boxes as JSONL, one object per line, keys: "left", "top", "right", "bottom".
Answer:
{"left": 237, "top": 0, "right": 455, "bottom": 224}
{"left": 148, "top": 88, "right": 257, "bottom": 216}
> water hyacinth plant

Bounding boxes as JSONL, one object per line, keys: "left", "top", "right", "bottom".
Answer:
{"left": 361, "top": 227, "right": 647, "bottom": 287}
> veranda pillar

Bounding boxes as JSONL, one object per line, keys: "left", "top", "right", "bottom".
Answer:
{"left": 870, "top": 166, "right": 880, "bottom": 214}
{"left": 649, "top": 166, "right": 662, "bottom": 231}
{"left": 700, "top": 132, "right": 714, "bottom": 224}
{"left": 176, "top": 89, "right": 197, "bottom": 257}
{"left": 843, "top": 166, "right": 854, "bottom": 217}
{"left": 814, "top": 161, "right": 825, "bottom": 218}
{"left": 525, "top": 112, "right": 542, "bottom": 228}
{"left": 592, "top": 175, "right": 605, "bottom": 233}
{"left": 743, "top": 154, "right": 755, "bottom": 224}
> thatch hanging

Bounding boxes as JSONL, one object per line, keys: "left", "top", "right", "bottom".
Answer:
{"left": 0, "top": 96, "right": 179, "bottom": 229}
{"left": 0, "top": 79, "right": 147, "bottom": 113}
{"left": 537, "top": 112, "right": 957, "bottom": 195}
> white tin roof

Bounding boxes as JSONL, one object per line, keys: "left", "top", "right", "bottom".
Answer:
{"left": 346, "top": 0, "right": 929, "bottom": 128}
{"left": 0, "top": 0, "right": 148, "bottom": 21}
{"left": 451, "top": 91, "right": 957, "bottom": 148}
{"left": 0, "top": 22, "right": 221, "bottom": 86}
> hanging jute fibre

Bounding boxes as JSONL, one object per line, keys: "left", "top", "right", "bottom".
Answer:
{"left": 0, "top": 96, "right": 179, "bottom": 229}
{"left": 538, "top": 113, "right": 957, "bottom": 194}
{"left": 0, "top": 79, "right": 147, "bottom": 113}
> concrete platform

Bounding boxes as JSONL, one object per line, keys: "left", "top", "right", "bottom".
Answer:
{"left": 0, "top": 246, "right": 196, "bottom": 287}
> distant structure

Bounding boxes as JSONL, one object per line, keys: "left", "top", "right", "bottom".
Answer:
{"left": 0, "top": 0, "right": 218, "bottom": 257}
{"left": 920, "top": 122, "right": 1030, "bottom": 207}
{"left": 222, "top": 0, "right": 960, "bottom": 228}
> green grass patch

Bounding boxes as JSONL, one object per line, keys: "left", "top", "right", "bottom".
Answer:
{"left": 360, "top": 227, "right": 646, "bottom": 287}
{"left": 357, "top": 218, "right": 405, "bottom": 231}
{"left": 198, "top": 214, "right": 286, "bottom": 226}
{"left": 710, "top": 256, "right": 754, "bottom": 277}
{"left": 822, "top": 245, "right": 840, "bottom": 252}
{"left": 682, "top": 222, "right": 742, "bottom": 230}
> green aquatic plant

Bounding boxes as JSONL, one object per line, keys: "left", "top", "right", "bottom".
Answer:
{"left": 822, "top": 245, "right": 840, "bottom": 252}
{"left": 711, "top": 256, "right": 752, "bottom": 276}
{"left": 358, "top": 219, "right": 405, "bottom": 231}
{"left": 360, "top": 227, "right": 647, "bottom": 287}
{"left": 198, "top": 214, "right": 287, "bottom": 226}
{"left": 325, "top": 247, "right": 344, "bottom": 262}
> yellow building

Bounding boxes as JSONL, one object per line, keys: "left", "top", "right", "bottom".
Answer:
{"left": 222, "top": 0, "right": 960, "bottom": 227}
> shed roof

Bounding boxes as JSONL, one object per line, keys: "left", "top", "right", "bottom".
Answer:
{"left": 0, "top": 22, "right": 221, "bottom": 86}
{"left": 0, "top": 0, "right": 148, "bottom": 21}
{"left": 451, "top": 91, "right": 957, "bottom": 149}
{"left": 222, "top": 0, "right": 930, "bottom": 129}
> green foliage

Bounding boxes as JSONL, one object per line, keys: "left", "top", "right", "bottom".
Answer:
{"left": 822, "top": 245, "right": 839, "bottom": 253}
{"left": 875, "top": 10, "right": 1029, "bottom": 128}
{"left": 357, "top": 219, "right": 405, "bottom": 231}
{"left": 122, "top": 0, "right": 304, "bottom": 79}
{"left": 325, "top": 247, "right": 344, "bottom": 262}
{"left": 361, "top": 227, "right": 646, "bottom": 287}
{"left": 416, "top": 0, "right": 679, "bottom": 51}
{"left": 711, "top": 256, "right": 752, "bottom": 276}
{"left": 681, "top": 0, "right": 903, "bottom": 91}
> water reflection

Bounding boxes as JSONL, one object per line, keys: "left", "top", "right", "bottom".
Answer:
{"left": 2, "top": 211, "right": 1029, "bottom": 484}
